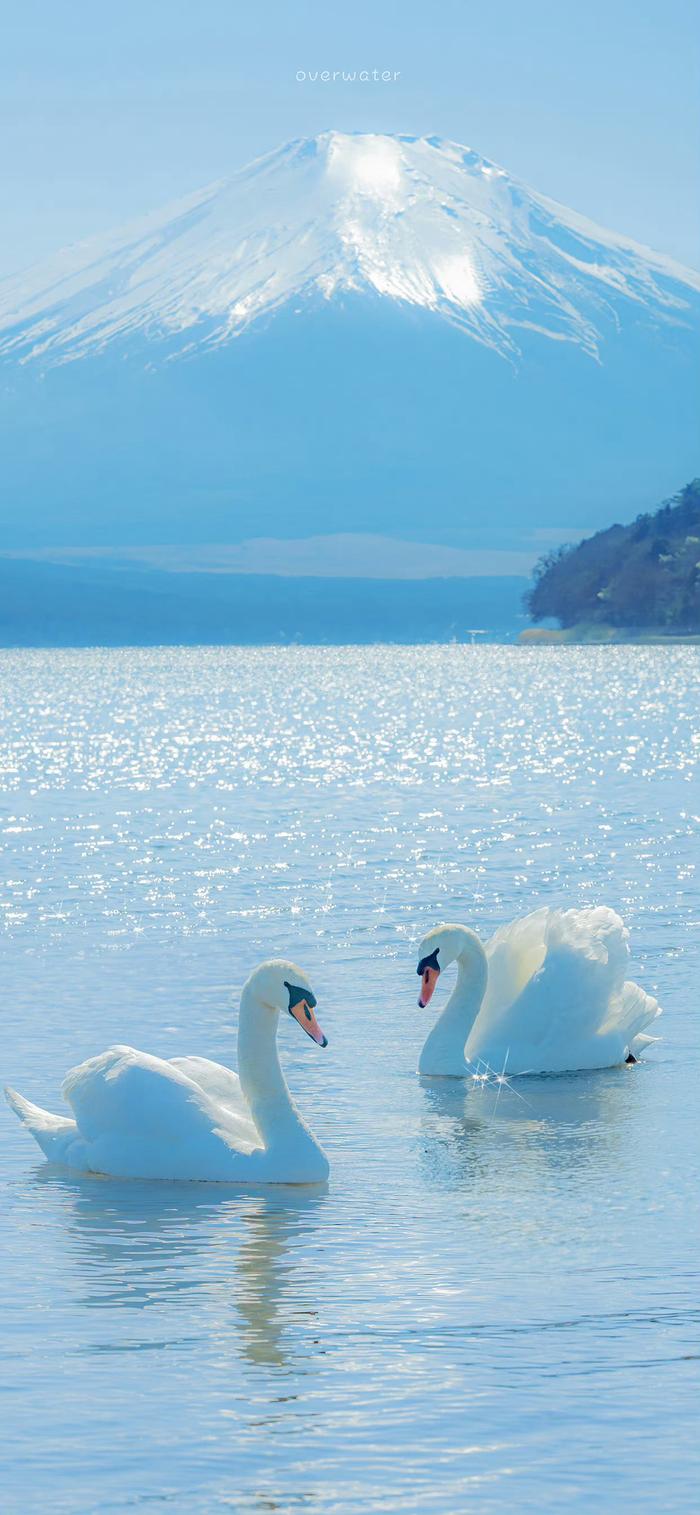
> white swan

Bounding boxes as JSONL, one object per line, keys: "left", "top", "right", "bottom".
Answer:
{"left": 5, "top": 960, "right": 330, "bottom": 1183}
{"left": 415, "top": 908, "right": 662, "bottom": 1077}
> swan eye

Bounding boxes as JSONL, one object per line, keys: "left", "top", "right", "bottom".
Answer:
{"left": 417, "top": 948, "right": 440, "bottom": 976}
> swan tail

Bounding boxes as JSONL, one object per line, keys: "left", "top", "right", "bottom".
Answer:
{"left": 604, "top": 981, "right": 662, "bottom": 1057}
{"left": 5, "top": 1086, "right": 80, "bottom": 1162}
{"left": 629, "top": 1030, "right": 662, "bottom": 1055}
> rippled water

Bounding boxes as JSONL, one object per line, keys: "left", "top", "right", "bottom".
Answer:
{"left": 2, "top": 646, "right": 699, "bottom": 1513}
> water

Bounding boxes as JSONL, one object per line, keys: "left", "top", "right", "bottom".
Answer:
{"left": 1, "top": 644, "right": 699, "bottom": 1513}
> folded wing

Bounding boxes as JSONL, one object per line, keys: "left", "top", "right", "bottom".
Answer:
{"left": 168, "top": 1054, "right": 258, "bottom": 1144}
{"left": 62, "top": 1045, "right": 261, "bottom": 1179}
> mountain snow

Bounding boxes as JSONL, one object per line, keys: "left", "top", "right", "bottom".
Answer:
{"left": 1, "top": 131, "right": 698, "bottom": 367}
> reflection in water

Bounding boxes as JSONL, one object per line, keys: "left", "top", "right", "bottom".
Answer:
{"left": 36, "top": 1169, "right": 326, "bottom": 1368}
{"left": 418, "top": 1063, "right": 643, "bottom": 1192}
{"left": 233, "top": 1194, "right": 325, "bottom": 1367}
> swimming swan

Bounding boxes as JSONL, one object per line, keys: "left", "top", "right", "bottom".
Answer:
{"left": 5, "top": 960, "right": 330, "bottom": 1183}
{"left": 415, "top": 908, "right": 661, "bottom": 1077}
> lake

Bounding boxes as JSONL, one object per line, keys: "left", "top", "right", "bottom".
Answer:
{"left": 2, "top": 644, "right": 699, "bottom": 1513}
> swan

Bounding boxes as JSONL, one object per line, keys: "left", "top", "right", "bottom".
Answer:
{"left": 415, "top": 907, "right": 662, "bottom": 1077}
{"left": 5, "top": 960, "right": 330, "bottom": 1184}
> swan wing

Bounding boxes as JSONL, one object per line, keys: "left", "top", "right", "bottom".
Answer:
{"left": 546, "top": 906, "right": 631, "bottom": 987}
{"left": 61, "top": 1045, "right": 262, "bottom": 1179}
{"left": 472, "top": 907, "right": 658, "bottom": 1071}
{"left": 482, "top": 908, "right": 550, "bottom": 1017}
{"left": 168, "top": 1055, "right": 258, "bottom": 1143}
{"left": 504, "top": 907, "right": 632, "bottom": 1045}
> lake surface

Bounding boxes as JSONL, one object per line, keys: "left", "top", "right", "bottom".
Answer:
{"left": 2, "top": 644, "right": 699, "bottom": 1513}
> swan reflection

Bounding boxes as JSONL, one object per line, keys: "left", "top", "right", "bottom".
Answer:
{"left": 418, "top": 1062, "right": 645, "bottom": 1190}
{"left": 35, "top": 1169, "right": 326, "bottom": 1367}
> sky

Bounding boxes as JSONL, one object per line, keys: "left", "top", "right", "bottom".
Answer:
{"left": 1, "top": 0, "right": 698, "bottom": 279}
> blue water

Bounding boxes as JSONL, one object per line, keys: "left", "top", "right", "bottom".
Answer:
{"left": 2, "top": 645, "right": 699, "bottom": 1513}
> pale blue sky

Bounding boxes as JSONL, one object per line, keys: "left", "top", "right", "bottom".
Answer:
{"left": 1, "top": 0, "right": 698, "bottom": 276}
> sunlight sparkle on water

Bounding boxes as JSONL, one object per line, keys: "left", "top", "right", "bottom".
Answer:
{"left": 1, "top": 644, "right": 699, "bottom": 1513}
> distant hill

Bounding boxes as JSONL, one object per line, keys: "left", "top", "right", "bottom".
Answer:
{"left": 0, "top": 558, "right": 526, "bottom": 647}
{"left": 525, "top": 480, "right": 700, "bottom": 633}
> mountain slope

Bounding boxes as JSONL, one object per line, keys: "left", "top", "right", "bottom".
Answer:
{"left": 1, "top": 131, "right": 698, "bottom": 368}
{"left": 0, "top": 132, "right": 698, "bottom": 551}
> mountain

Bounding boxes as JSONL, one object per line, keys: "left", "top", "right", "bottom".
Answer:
{"left": 525, "top": 478, "right": 700, "bottom": 632}
{"left": 1, "top": 131, "right": 698, "bottom": 551}
{"left": 2, "top": 131, "right": 697, "bottom": 366}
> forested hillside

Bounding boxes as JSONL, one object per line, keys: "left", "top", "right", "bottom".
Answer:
{"left": 526, "top": 481, "right": 700, "bottom": 631}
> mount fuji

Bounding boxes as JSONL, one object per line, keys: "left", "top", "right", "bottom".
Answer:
{"left": 1, "top": 131, "right": 698, "bottom": 553}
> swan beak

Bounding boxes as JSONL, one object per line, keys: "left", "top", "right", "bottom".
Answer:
{"left": 418, "top": 966, "right": 440, "bottom": 1008}
{"left": 290, "top": 999, "right": 328, "bottom": 1048}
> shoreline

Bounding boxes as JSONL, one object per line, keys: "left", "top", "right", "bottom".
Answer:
{"left": 519, "top": 625, "right": 700, "bottom": 646}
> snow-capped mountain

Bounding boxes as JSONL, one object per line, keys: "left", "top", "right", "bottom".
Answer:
{"left": 1, "top": 131, "right": 698, "bottom": 367}
{"left": 0, "top": 133, "right": 698, "bottom": 553}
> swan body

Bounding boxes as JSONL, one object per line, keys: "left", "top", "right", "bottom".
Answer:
{"left": 6, "top": 961, "right": 330, "bottom": 1184}
{"left": 416, "top": 908, "right": 662, "bottom": 1077}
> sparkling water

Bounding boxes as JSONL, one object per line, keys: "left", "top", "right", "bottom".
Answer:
{"left": 2, "top": 645, "right": 699, "bottom": 1512}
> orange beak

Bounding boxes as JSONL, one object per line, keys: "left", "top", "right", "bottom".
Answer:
{"left": 289, "top": 998, "right": 328, "bottom": 1047}
{"left": 418, "top": 966, "right": 440, "bottom": 1008}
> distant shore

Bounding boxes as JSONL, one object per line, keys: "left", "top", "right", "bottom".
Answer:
{"left": 0, "top": 557, "right": 527, "bottom": 647}
{"left": 519, "top": 625, "right": 700, "bottom": 646}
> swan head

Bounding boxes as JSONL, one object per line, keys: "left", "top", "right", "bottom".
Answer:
{"left": 244, "top": 960, "right": 328, "bottom": 1047}
{"left": 416, "top": 923, "right": 486, "bottom": 1007}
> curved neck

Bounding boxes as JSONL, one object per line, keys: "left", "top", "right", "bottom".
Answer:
{"left": 419, "top": 936, "right": 488, "bottom": 1076}
{"left": 236, "top": 986, "right": 308, "bottom": 1151}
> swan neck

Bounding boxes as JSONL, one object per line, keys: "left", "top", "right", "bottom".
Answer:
{"left": 237, "top": 986, "right": 299, "bottom": 1146}
{"left": 444, "top": 948, "right": 486, "bottom": 1037}
{"left": 419, "top": 937, "right": 487, "bottom": 1075}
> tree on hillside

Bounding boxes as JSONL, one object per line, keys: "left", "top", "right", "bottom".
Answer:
{"left": 525, "top": 480, "right": 700, "bottom": 630}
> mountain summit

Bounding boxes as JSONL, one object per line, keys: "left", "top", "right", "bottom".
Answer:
{"left": 1, "top": 131, "right": 698, "bottom": 368}
{"left": 1, "top": 132, "right": 698, "bottom": 551}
